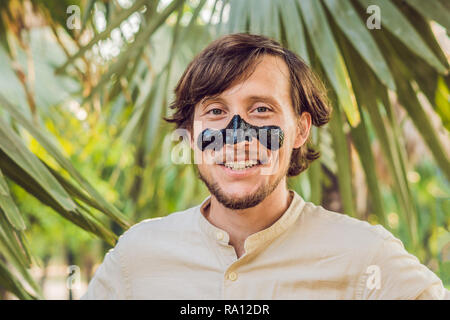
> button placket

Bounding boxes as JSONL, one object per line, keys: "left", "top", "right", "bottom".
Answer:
{"left": 214, "top": 231, "right": 238, "bottom": 267}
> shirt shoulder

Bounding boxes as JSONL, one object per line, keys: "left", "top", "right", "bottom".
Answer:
{"left": 112, "top": 206, "right": 202, "bottom": 259}
{"left": 299, "top": 202, "right": 394, "bottom": 250}
{"left": 299, "top": 202, "right": 447, "bottom": 299}
{"left": 117, "top": 205, "right": 201, "bottom": 249}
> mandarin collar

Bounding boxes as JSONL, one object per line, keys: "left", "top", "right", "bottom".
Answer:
{"left": 197, "top": 190, "right": 306, "bottom": 254}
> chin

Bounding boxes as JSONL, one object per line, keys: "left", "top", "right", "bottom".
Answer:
{"left": 220, "top": 180, "right": 263, "bottom": 195}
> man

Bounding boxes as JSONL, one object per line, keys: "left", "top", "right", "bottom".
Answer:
{"left": 82, "top": 33, "right": 449, "bottom": 299}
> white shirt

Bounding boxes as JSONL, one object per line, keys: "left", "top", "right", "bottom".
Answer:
{"left": 81, "top": 191, "right": 449, "bottom": 299}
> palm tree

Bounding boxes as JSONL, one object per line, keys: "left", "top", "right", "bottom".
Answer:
{"left": 0, "top": 0, "right": 448, "bottom": 299}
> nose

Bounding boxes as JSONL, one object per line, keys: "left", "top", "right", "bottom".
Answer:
{"left": 225, "top": 114, "right": 258, "bottom": 145}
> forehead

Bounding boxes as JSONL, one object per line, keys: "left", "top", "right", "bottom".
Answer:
{"left": 208, "top": 55, "right": 292, "bottom": 105}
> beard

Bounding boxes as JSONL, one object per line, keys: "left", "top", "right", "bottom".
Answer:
{"left": 196, "top": 165, "right": 286, "bottom": 210}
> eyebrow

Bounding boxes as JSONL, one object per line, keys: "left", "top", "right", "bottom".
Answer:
{"left": 246, "top": 95, "right": 281, "bottom": 108}
{"left": 200, "top": 95, "right": 281, "bottom": 109}
{"left": 200, "top": 95, "right": 224, "bottom": 107}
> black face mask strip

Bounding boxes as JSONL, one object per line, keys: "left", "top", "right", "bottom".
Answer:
{"left": 197, "top": 115, "right": 284, "bottom": 151}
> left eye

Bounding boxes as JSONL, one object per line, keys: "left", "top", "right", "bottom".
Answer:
{"left": 255, "top": 106, "right": 269, "bottom": 113}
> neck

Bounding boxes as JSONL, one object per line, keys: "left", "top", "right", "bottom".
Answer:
{"left": 204, "top": 179, "right": 293, "bottom": 258}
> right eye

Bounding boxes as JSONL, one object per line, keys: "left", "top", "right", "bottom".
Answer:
{"left": 208, "top": 108, "right": 223, "bottom": 115}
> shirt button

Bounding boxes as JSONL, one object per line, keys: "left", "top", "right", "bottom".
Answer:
{"left": 216, "top": 232, "right": 224, "bottom": 240}
{"left": 228, "top": 272, "right": 237, "bottom": 281}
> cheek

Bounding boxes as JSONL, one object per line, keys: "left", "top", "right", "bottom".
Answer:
{"left": 274, "top": 146, "right": 292, "bottom": 173}
{"left": 192, "top": 128, "right": 201, "bottom": 147}
{"left": 194, "top": 148, "right": 212, "bottom": 165}
{"left": 278, "top": 123, "right": 298, "bottom": 166}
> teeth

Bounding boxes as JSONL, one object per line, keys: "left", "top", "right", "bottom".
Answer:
{"left": 224, "top": 160, "right": 258, "bottom": 170}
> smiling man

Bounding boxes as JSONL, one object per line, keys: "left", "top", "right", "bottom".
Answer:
{"left": 82, "top": 33, "right": 449, "bottom": 300}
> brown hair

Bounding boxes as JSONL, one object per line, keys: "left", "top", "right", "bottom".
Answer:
{"left": 165, "top": 33, "right": 331, "bottom": 176}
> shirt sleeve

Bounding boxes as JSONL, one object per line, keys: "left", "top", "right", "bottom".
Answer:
{"left": 359, "top": 235, "right": 449, "bottom": 300}
{"left": 80, "top": 237, "right": 129, "bottom": 300}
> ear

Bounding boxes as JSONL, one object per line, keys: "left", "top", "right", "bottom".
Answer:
{"left": 293, "top": 112, "right": 312, "bottom": 149}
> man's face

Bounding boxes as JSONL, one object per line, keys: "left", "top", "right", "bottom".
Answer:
{"left": 192, "top": 55, "right": 310, "bottom": 209}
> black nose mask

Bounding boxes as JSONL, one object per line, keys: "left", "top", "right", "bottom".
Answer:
{"left": 197, "top": 115, "right": 284, "bottom": 151}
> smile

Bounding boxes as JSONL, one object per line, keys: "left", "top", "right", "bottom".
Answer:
{"left": 221, "top": 159, "right": 261, "bottom": 170}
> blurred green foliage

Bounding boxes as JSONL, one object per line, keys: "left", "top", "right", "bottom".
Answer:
{"left": 0, "top": 0, "right": 448, "bottom": 298}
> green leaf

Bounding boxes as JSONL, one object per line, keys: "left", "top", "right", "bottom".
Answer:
{"left": 308, "top": 127, "right": 322, "bottom": 205}
{"left": 350, "top": 112, "right": 386, "bottom": 224}
{"left": 0, "top": 118, "right": 77, "bottom": 212}
{"left": 298, "top": 0, "right": 360, "bottom": 127}
{"left": 80, "top": 0, "right": 96, "bottom": 33}
{"left": 248, "top": 0, "right": 264, "bottom": 34}
{"left": 216, "top": 0, "right": 230, "bottom": 35}
{"left": 55, "top": 0, "right": 151, "bottom": 74}
{"left": 0, "top": 150, "right": 118, "bottom": 247}
{"left": 394, "top": 75, "right": 450, "bottom": 182}
{"left": 335, "top": 27, "right": 418, "bottom": 246}
{"left": 0, "top": 169, "right": 26, "bottom": 231}
{"left": 322, "top": 0, "right": 395, "bottom": 90}
{"left": 398, "top": 0, "right": 449, "bottom": 70}
{"left": 259, "top": 0, "right": 280, "bottom": 40}
{"left": 43, "top": 163, "right": 112, "bottom": 218}
{"left": 82, "top": 0, "right": 184, "bottom": 102}
{"left": 277, "top": 0, "right": 309, "bottom": 64}
{"left": 0, "top": 208, "right": 42, "bottom": 297}
{"left": 0, "top": 94, "right": 130, "bottom": 229}
{"left": 0, "top": 258, "right": 36, "bottom": 300}
{"left": 0, "top": 209, "right": 31, "bottom": 268}
{"left": 228, "top": 0, "right": 249, "bottom": 33}
{"left": 329, "top": 103, "right": 356, "bottom": 217}
{"left": 358, "top": 0, "right": 447, "bottom": 73}
{"left": 393, "top": 2, "right": 450, "bottom": 130}
{"left": 333, "top": 21, "right": 387, "bottom": 223}
{"left": 405, "top": 0, "right": 450, "bottom": 30}
{"left": 435, "top": 76, "right": 450, "bottom": 130}
{"left": 367, "top": 99, "right": 419, "bottom": 247}
{"left": 120, "top": 71, "right": 164, "bottom": 144}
